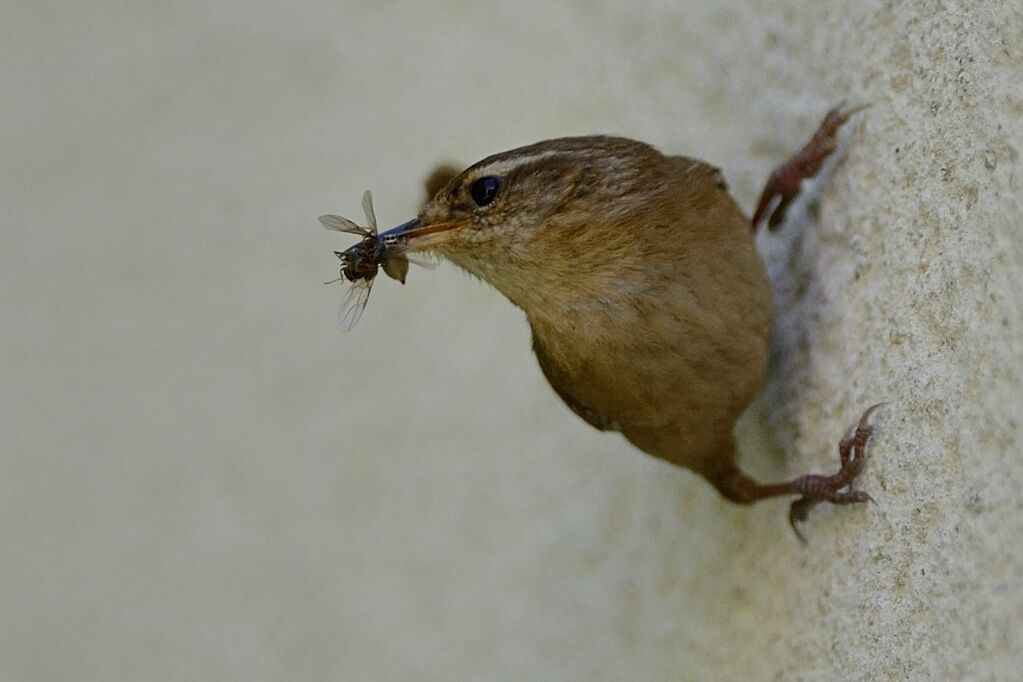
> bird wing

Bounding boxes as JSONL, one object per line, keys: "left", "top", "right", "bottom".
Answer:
{"left": 531, "top": 332, "right": 618, "bottom": 432}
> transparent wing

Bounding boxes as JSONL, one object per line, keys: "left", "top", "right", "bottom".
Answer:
{"left": 336, "top": 277, "right": 373, "bottom": 332}
{"left": 319, "top": 214, "right": 371, "bottom": 236}
{"left": 361, "top": 190, "right": 377, "bottom": 234}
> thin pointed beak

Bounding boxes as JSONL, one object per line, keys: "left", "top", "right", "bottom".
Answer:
{"left": 378, "top": 218, "right": 420, "bottom": 240}
{"left": 379, "top": 217, "right": 469, "bottom": 252}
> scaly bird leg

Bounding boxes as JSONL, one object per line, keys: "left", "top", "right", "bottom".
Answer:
{"left": 752, "top": 103, "right": 869, "bottom": 231}
{"left": 714, "top": 404, "right": 884, "bottom": 542}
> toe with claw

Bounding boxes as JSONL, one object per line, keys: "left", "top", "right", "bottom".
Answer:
{"left": 752, "top": 102, "right": 870, "bottom": 231}
{"left": 788, "top": 402, "right": 886, "bottom": 542}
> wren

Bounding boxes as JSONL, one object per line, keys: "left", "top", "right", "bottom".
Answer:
{"left": 371, "top": 105, "right": 878, "bottom": 538}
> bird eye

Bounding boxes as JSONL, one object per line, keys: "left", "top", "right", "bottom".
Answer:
{"left": 469, "top": 176, "right": 501, "bottom": 207}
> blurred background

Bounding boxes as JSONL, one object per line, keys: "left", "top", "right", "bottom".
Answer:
{"left": 4, "top": 1, "right": 1021, "bottom": 680}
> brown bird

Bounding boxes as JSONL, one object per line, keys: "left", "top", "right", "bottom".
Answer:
{"left": 374, "top": 106, "right": 878, "bottom": 537}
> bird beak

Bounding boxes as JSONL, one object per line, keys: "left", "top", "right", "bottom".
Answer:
{"left": 378, "top": 217, "right": 469, "bottom": 252}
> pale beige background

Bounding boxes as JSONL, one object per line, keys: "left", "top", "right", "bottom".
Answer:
{"left": 3, "top": 1, "right": 1022, "bottom": 680}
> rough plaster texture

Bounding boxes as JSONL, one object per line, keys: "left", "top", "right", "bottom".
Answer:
{"left": 2, "top": 1, "right": 1022, "bottom": 680}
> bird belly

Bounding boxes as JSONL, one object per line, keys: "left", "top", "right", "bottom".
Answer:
{"left": 528, "top": 275, "right": 771, "bottom": 468}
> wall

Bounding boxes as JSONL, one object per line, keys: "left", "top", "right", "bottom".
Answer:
{"left": 2, "top": 1, "right": 1021, "bottom": 679}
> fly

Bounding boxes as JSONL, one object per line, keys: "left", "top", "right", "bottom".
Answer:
{"left": 320, "top": 190, "right": 429, "bottom": 331}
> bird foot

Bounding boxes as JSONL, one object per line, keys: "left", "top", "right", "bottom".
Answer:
{"left": 752, "top": 102, "right": 869, "bottom": 231}
{"left": 787, "top": 403, "right": 884, "bottom": 542}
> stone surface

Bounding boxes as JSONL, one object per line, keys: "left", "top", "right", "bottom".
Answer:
{"left": 2, "top": 1, "right": 1021, "bottom": 680}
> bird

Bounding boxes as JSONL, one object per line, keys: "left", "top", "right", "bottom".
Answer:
{"left": 372, "top": 105, "right": 878, "bottom": 537}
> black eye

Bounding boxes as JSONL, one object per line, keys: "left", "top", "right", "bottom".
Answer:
{"left": 469, "top": 176, "right": 501, "bottom": 207}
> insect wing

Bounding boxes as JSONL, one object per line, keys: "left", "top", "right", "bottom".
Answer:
{"left": 336, "top": 276, "right": 374, "bottom": 332}
{"left": 361, "top": 190, "right": 377, "bottom": 233}
{"left": 319, "top": 214, "right": 372, "bottom": 237}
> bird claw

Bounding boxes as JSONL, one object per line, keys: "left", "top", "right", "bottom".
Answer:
{"left": 787, "top": 403, "right": 884, "bottom": 542}
{"left": 752, "top": 102, "right": 870, "bottom": 231}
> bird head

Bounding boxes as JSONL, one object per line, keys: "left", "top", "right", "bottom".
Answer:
{"left": 379, "top": 136, "right": 667, "bottom": 311}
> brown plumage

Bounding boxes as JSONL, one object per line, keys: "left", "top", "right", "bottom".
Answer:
{"left": 385, "top": 107, "right": 877, "bottom": 537}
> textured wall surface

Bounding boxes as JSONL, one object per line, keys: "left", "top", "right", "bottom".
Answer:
{"left": 3, "top": 1, "right": 1022, "bottom": 680}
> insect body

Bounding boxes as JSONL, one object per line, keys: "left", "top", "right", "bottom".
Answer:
{"left": 320, "top": 190, "right": 420, "bottom": 331}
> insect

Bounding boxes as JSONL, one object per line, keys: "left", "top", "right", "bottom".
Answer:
{"left": 319, "top": 190, "right": 427, "bottom": 331}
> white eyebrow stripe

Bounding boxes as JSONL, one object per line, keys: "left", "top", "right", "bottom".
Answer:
{"left": 472, "top": 148, "right": 582, "bottom": 177}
